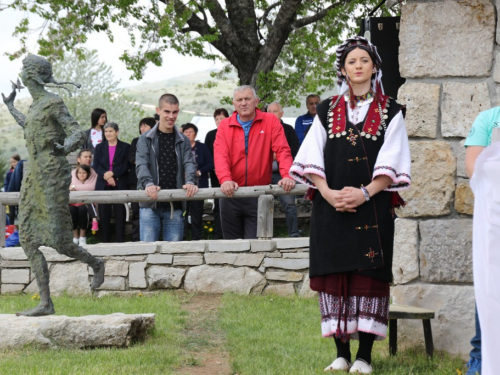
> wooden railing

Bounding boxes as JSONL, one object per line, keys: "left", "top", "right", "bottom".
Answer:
{"left": 0, "top": 184, "right": 309, "bottom": 247}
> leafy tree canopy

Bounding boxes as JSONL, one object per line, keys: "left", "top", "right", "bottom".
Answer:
{"left": 49, "top": 49, "right": 146, "bottom": 143}
{"left": 2, "top": 0, "right": 394, "bottom": 107}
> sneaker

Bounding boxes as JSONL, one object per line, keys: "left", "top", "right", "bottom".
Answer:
{"left": 73, "top": 238, "right": 79, "bottom": 245}
{"left": 324, "top": 357, "right": 351, "bottom": 372}
{"left": 79, "top": 237, "right": 87, "bottom": 246}
{"left": 91, "top": 220, "right": 99, "bottom": 231}
{"left": 466, "top": 358, "right": 481, "bottom": 375}
{"left": 349, "top": 359, "right": 372, "bottom": 374}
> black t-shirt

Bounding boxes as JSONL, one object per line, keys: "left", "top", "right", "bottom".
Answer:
{"left": 157, "top": 130, "right": 182, "bottom": 209}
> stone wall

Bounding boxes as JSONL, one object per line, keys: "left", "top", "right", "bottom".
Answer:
{"left": 0, "top": 238, "right": 315, "bottom": 298}
{"left": 394, "top": 0, "right": 498, "bottom": 358}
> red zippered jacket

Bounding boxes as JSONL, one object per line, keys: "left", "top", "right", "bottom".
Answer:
{"left": 214, "top": 109, "right": 293, "bottom": 186}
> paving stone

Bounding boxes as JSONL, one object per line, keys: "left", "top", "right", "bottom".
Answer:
{"left": 282, "top": 252, "right": 309, "bottom": 259}
{"left": 274, "top": 237, "right": 309, "bottom": 249}
{"left": 1, "top": 284, "right": 25, "bottom": 294}
{"left": 159, "top": 241, "right": 206, "bottom": 254}
{"left": 129, "top": 262, "right": 147, "bottom": 289}
{"left": 263, "top": 283, "right": 296, "bottom": 296}
{"left": 265, "top": 271, "right": 304, "bottom": 282}
{"left": 1, "top": 269, "right": 30, "bottom": 284}
{"left": 397, "top": 83, "right": 440, "bottom": 138}
{"left": 204, "top": 253, "right": 238, "bottom": 265}
{"left": 88, "top": 243, "right": 157, "bottom": 257}
{"left": 262, "top": 258, "right": 309, "bottom": 270}
{"left": 172, "top": 255, "right": 204, "bottom": 266}
{"left": 233, "top": 254, "right": 265, "bottom": 267}
{"left": 250, "top": 240, "right": 277, "bottom": 252}
{"left": 97, "top": 276, "right": 126, "bottom": 291}
{"left": 207, "top": 240, "right": 250, "bottom": 252}
{"left": 146, "top": 254, "right": 173, "bottom": 264}
{"left": 419, "top": 219, "right": 473, "bottom": 283}
{"left": 399, "top": 0, "right": 495, "bottom": 78}
{"left": 146, "top": 266, "right": 185, "bottom": 289}
{"left": 184, "top": 265, "right": 265, "bottom": 294}
{"left": 392, "top": 219, "right": 419, "bottom": 285}
{"left": 49, "top": 263, "right": 90, "bottom": 296}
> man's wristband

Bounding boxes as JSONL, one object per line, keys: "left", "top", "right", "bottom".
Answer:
{"left": 361, "top": 186, "right": 370, "bottom": 201}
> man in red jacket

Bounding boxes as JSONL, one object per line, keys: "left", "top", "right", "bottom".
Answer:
{"left": 214, "top": 85, "right": 295, "bottom": 239}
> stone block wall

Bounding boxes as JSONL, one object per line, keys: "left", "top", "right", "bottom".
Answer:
{"left": 394, "top": 0, "right": 498, "bottom": 358}
{"left": 0, "top": 238, "right": 316, "bottom": 299}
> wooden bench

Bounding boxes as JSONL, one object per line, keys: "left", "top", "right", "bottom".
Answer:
{"left": 389, "top": 304, "right": 435, "bottom": 358}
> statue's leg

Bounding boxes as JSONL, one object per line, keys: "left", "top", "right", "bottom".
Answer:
{"left": 57, "top": 242, "right": 105, "bottom": 290}
{"left": 17, "top": 245, "right": 55, "bottom": 317}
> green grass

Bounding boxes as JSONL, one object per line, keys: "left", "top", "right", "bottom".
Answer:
{"left": 0, "top": 293, "right": 188, "bottom": 375}
{"left": 219, "top": 294, "right": 465, "bottom": 375}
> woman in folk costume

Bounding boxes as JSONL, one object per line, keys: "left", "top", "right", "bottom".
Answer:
{"left": 290, "top": 36, "right": 411, "bottom": 374}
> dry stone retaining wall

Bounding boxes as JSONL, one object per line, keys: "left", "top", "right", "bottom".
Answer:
{"left": 393, "top": 0, "right": 498, "bottom": 358}
{"left": 0, "top": 238, "right": 315, "bottom": 299}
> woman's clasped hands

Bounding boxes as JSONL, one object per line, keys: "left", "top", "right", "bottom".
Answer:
{"left": 323, "top": 186, "right": 367, "bottom": 212}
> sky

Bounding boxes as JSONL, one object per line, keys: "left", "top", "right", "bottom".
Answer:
{"left": 0, "top": 7, "right": 223, "bottom": 99}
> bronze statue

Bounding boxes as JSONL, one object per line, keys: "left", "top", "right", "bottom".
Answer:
{"left": 2, "top": 55, "right": 105, "bottom": 316}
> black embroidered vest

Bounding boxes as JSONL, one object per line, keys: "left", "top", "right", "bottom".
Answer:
{"left": 309, "top": 95, "right": 402, "bottom": 282}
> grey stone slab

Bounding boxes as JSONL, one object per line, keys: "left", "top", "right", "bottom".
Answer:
{"left": 97, "top": 276, "right": 126, "bottom": 291}
{"left": 282, "top": 252, "right": 309, "bottom": 259}
{"left": 1, "top": 284, "right": 25, "bottom": 294}
{"left": 0, "top": 261, "right": 31, "bottom": 268}
{"left": 392, "top": 219, "right": 419, "bottom": 285}
{"left": 172, "top": 255, "right": 204, "bottom": 266}
{"left": 265, "top": 271, "right": 304, "bottom": 282}
{"left": 159, "top": 241, "right": 207, "bottom": 254}
{"left": 111, "top": 256, "right": 146, "bottom": 261}
{"left": 146, "top": 266, "right": 185, "bottom": 289}
{"left": 129, "top": 262, "right": 147, "bottom": 289}
{"left": 0, "top": 313, "right": 155, "bottom": 349}
{"left": 274, "top": 237, "right": 309, "bottom": 249}
{"left": 207, "top": 240, "right": 250, "bottom": 252}
{"left": 441, "top": 82, "right": 491, "bottom": 138}
{"left": 184, "top": 265, "right": 265, "bottom": 294}
{"left": 1, "top": 269, "right": 30, "bottom": 284}
{"left": 250, "top": 240, "right": 277, "bottom": 252}
{"left": 299, "top": 274, "right": 316, "bottom": 298}
{"left": 263, "top": 283, "right": 296, "bottom": 296}
{"left": 49, "top": 263, "right": 90, "bottom": 296}
{"left": 0, "top": 247, "right": 26, "bottom": 261}
{"left": 262, "top": 258, "right": 309, "bottom": 270}
{"left": 392, "top": 284, "right": 475, "bottom": 358}
{"left": 88, "top": 243, "right": 158, "bottom": 257}
{"left": 399, "top": 0, "right": 495, "bottom": 78}
{"left": 204, "top": 253, "right": 238, "bottom": 265}
{"left": 234, "top": 254, "right": 265, "bottom": 267}
{"left": 103, "top": 261, "right": 129, "bottom": 277}
{"left": 265, "top": 252, "right": 282, "bottom": 258}
{"left": 419, "top": 219, "right": 473, "bottom": 283}
{"left": 450, "top": 139, "right": 467, "bottom": 178}
{"left": 397, "top": 83, "right": 440, "bottom": 138}
{"left": 146, "top": 254, "right": 173, "bottom": 264}
{"left": 397, "top": 141, "right": 456, "bottom": 217}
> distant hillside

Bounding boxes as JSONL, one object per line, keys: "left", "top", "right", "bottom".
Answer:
{"left": 0, "top": 70, "right": 337, "bottom": 160}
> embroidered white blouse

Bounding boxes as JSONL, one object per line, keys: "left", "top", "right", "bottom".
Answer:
{"left": 290, "top": 96, "right": 411, "bottom": 191}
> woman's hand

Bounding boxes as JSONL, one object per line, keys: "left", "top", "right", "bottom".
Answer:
{"left": 107, "top": 177, "right": 116, "bottom": 186}
{"left": 336, "top": 187, "right": 366, "bottom": 212}
{"left": 104, "top": 171, "right": 114, "bottom": 181}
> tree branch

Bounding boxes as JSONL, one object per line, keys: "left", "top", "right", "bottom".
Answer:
{"left": 260, "top": 1, "right": 281, "bottom": 30}
{"left": 292, "top": 0, "right": 352, "bottom": 29}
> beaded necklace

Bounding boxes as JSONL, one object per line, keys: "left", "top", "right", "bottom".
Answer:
{"left": 347, "top": 91, "right": 374, "bottom": 124}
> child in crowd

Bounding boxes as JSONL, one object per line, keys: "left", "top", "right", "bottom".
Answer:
{"left": 69, "top": 164, "right": 98, "bottom": 245}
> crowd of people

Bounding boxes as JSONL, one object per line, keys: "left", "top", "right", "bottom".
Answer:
{"left": 4, "top": 33, "right": 496, "bottom": 374}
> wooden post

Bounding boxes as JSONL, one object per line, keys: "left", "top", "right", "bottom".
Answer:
{"left": 0, "top": 204, "right": 6, "bottom": 247}
{"left": 256, "top": 195, "right": 274, "bottom": 239}
{"left": 389, "top": 319, "right": 398, "bottom": 356}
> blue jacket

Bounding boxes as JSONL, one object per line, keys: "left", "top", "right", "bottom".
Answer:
{"left": 7, "top": 160, "right": 27, "bottom": 192}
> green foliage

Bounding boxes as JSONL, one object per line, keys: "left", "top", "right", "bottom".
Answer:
{"left": 2, "top": 0, "right": 399, "bottom": 107}
{"left": 0, "top": 153, "right": 10, "bottom": 186}
{"left": 49, "top": 49, "right": 146, "bottom": 143}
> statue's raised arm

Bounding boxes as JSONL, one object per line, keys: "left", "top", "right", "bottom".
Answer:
{"left": 2, "top": 79, "right": 26, "bottom": 128}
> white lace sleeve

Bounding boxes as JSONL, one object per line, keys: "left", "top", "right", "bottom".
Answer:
{"left": 289, "top": 115, "right": 326, "bottom": 188}
{"left": 373, "top": 111, "right": 411, "bottom": 191}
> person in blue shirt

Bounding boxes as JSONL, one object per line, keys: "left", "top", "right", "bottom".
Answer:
{"left": 294, "top": 94, "right": 320, "bottom": 145}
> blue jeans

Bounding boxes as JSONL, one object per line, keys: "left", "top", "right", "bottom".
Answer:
{"left": 140, "top": 207, "right": 184, "bottom": 242}
{"left": 470, "top": 304, "right": 481, "bottom": 360}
